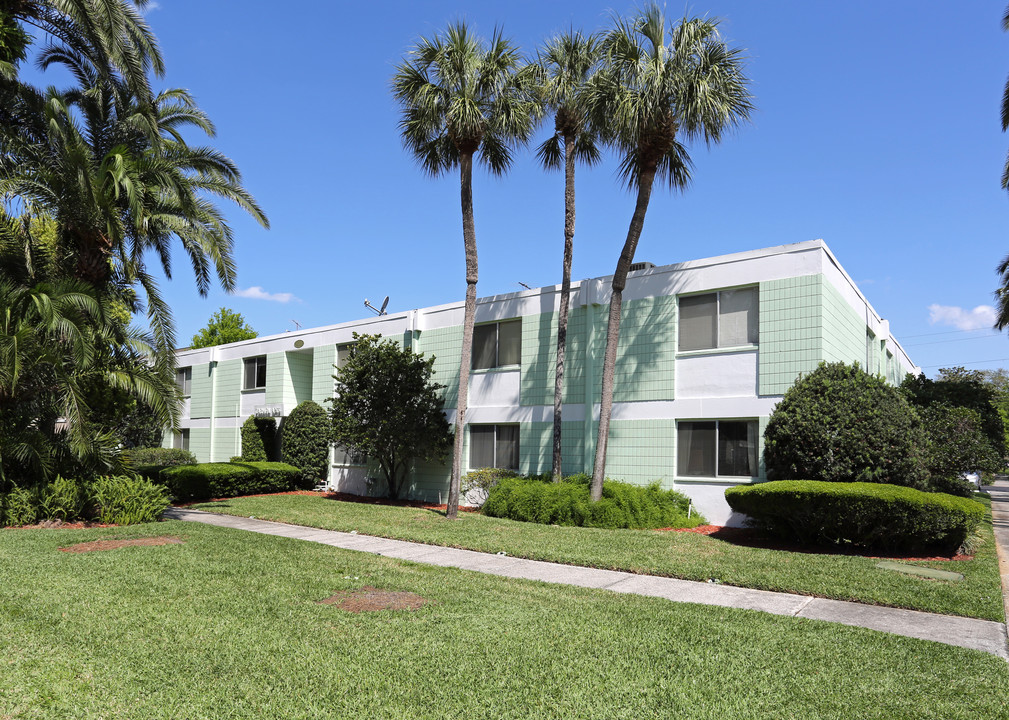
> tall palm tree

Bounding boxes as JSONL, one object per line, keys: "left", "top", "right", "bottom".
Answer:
{"left": 535, "top": 30, "right": 602, "bottom": 482}
{"left": 584, "top": 7, "right": 753, "bottom": 501}
{"left": 393, "top": 22, "right": 539, "bottom": 518}
{"left": 3, "top": 0, "right": 163, "bottom": 97}
{"left": 1, "top": 78, "right": 268, "bottom": 359}
{"left": 997, "top": 4, "right": 1009, "bottom": 329}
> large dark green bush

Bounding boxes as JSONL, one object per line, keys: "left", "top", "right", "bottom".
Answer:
{"left": 281, "top": 401, "right": 330, "bottom": 487}
{"left": 160, "top": 461, "right": 302, "bottom": 502}
{"left": 725, "top": 480, "right": 984, "bottom": 553}
{"left": 919, "top": 404, "right": 1003, "bottom": 497}
{"left": 241, "top": 416, "right": 277, "bottom": 462}
{"left": 482, "top": 474, "right": 704, "bottom": 530}
{"left": 763, "top": 362, "right": 928, "bottom": 489}
{"left": 128, "top": 447, "right": 197, "bottom": 468}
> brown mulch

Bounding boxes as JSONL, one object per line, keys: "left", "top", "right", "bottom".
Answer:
{"left": 318, "top": 586, "right": 431, "bottom": 613}
{"left": 656, "top": 524, "right": 971, "bottom": 562}
{"left": 3, "top": 519, "right": 114, "bottom": 530}
{"left": 59, "top": 536, "right": 185, "bottom": 553}
{"left": 178, "top": 489, "right": 480, "bottom": 513}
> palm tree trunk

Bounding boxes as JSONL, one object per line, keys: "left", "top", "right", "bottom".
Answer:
{"left": 448, "top": 151, "right": 478, "bottom": 520}
{"left": 552, "top": 133, "right": 577, "bottom": 482}
{"left": 590, "top": 165, "right": 657, "bottom": 502}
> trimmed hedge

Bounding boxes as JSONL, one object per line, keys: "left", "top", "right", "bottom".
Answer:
{"left": 725, "top": 480, "right": 985, "bottom": 553}
{"left": 127, "top": 447, "right": 197, "bottom": 468}
{"left": 160, "top": 461, "right": 302, "bottom": 502}
{"left": 482, "top": 474, "right": 705, "bottom": 530}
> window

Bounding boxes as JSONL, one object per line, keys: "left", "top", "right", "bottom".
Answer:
{"left": 244, "top": 356, "right": 267, "bottom": 390}
{"left": 473, "top": 319, "right": 521, "bottom": 370}
{"left": 678, "top": 288, "right": 758, "bottom": 351}
{"left": 176, "top": 366, "right": 192, "bottom": 396}
{"left": 469, "top": 425, "right": 519, "bottom": 470}
{"left": 677, "top": 420, "right": 758, "bottom": 478}
{"left": 336, "top": 342, "right": 355, "bottom": 369}
{"left": 172, "top": 428, "right": 190, "bottom": 451}
{"left": 333, "top": 445, "right": 366, "bottom": 466}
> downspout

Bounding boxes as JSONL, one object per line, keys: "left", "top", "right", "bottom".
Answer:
{"left": 208, "top": 346, "right": 218, "bottom": 462}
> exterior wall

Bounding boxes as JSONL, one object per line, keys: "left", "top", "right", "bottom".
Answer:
{"left": 171, "top": 240, "right": 918, "bottom": 525}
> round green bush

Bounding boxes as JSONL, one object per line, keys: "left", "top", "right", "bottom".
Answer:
{"left": 725, "top": 480, "right": 984, "bottom": 553}
{"left": 281, "top": 401, "right": 330, "bottom": 488}
{"left": 763, "top": 362, "right": 928, "bottom": 489}
{"left": 482, "top": 474, "right": 704, "bottom": 530}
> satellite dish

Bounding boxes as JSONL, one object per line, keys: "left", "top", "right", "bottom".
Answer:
{"left": 379, "top": 296, "right": 389, "bottom": 315}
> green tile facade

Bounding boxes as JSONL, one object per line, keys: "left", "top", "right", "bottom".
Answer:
{"left": 312, "top": 345, "right": 336, "bottom": 404}
{"left": 418, "top": 325, "right": 463, "bottom": 409}
{"left": 758, "top": 275, "right": 823, "bottom": 395}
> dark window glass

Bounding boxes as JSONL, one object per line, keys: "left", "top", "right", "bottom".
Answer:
{"left": 472, "top": 325, "right": 497, "bottom": 370}
{"left": 678, "top": 295, "right": 717, "bottom": 351}
{"left": 472, "top": 320, "right": 522, "bottom": 369}
{"left": 244, "top": 356, "right": 267, "bottom": 389}
{"left": 677, "top": 421, "right": 716, "bottom": 476}
{"left": 176, "top": 367, "right": 191, "bottom": 396}
{"left": 469, "top": 425, "right": 496, "bottom": 468}
{"left": 496, "top": 425, "right": 520, "bottom": 470}
{"left": 718, "top": 421, "right": 756, "bottom": 477}
{"left": 497, "top": 320, "right": 521, "bottom": 366}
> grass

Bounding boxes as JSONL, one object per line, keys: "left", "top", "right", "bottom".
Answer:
{"left": 1, "top": 520, "right": 1007, "bottom": 719}
{"left": 191, "top": 492, "right": 1006, "bottom": 621}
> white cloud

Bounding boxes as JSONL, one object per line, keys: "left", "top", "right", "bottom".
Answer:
{"left": 232, "top": 286, "right": 299, "bottom": 303}
{"left": 142, "top": 1, "right": 161, "bottom": 13}
{"left": 927, "top": 304, "right": 996, "bottom": 331}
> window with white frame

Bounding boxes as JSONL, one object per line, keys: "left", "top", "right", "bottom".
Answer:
{"left": 469, "top": 425, "right": 520, "bottom": 470}
{"left": 336, "top": 342, "right": 355, "bottom": 369}
{"left": 173, "top": 428, "right": 190, "bottom": 451}
{"left": 243, "top": 356, "right": 267, "bottom": 390}
{"left": 472, "top": 319, "right": 521, "bottom": 370}
{"left": 176, "top": 366, "right": 192, "bottom": 396}
{"left": 677, "top": 420, "right": 758, "bottom": 478}
{"left": 678, "top": 288, "right": 758, "bottom": 351}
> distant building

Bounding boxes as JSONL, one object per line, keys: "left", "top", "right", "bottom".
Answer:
{"left": 168, "top": 240, "right": 917, "bottom": 524}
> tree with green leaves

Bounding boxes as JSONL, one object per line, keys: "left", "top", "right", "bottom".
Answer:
{"left": 281, "top": 400, "right": 330, "bottom": 487}
{"left": 535, "top": 30, "right": 602, "bottom": 482}
{"left": 328, "top": 334, "right": 452, "bottom": 500}
{"left": 392, "top": 22, "right": 539, "bottom": 517}
{"left": 190, "top": 308, "right": 258, "bottom": 349}
{"left": 583, "top": 7, "right": 753, "bottom": 500}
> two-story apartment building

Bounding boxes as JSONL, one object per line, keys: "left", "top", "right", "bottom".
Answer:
{"left": 168, "top": 240, "right": 918, "bottom": 524}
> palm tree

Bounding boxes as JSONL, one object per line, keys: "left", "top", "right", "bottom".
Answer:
{"left": 584, "top": 7, "right": 753, "bottom": 501}
{"left": 392, "top": 22, "right": 539, "bottom": 518}
{"left": 3, "top": 0, "right": 163, "bottom": 97}
{"left": 997, "top": 5, "right": 1009, "bottom": 329}
{"left": 1, "top": 78, "right": 268, "bottom": 358}
{"left": 535, "top": 30, "right": 602, "bottom": 482}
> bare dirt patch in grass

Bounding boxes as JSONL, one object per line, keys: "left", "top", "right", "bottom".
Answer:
{"left": 318, "top": 586, "right": 431, "bottom": 613}
{"left": 60, "top": 537, "right": 184, "bottom": 553}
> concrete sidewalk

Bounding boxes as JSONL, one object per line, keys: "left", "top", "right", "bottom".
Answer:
{"left": 164, "top": 506, "right": 1009, "bottom": 660}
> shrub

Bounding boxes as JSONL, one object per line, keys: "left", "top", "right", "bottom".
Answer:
{"left": 241, "top": 416, "right": 277, "bottom": 462}
{"left": 281, "top": 401, "right": 330, "bottom": 488}
{"left": 37, "top": 475, "right": 87, "bottom": 521}
{"left": 1, "top": 485, "right": 38, "bottom": 526}
{"left": 161, "top": 461, "right": 302, "bottom": 502}
{"left": 763, "top": 362, "right": 929, "bottom": 489}
{"left": 918, "top": 404, "right": 1003, "bottom": 496}
{"left": 482, "top": 474, "right": 704, "bottom": 530}
{"left": 725, "top": 480, "right": 984, "bottom": 553}
{"left": 461, "top": 467, "right": 521, "bottom": 504}
{"left": 128, "top": 447, "right": 197, "bottom": 468}
{"left": 91, "top": 475, "right": 170, "bottom": 525}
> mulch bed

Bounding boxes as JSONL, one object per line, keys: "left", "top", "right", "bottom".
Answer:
{"left": 60, "top": 536, "right": 185, "bottom": 553}
{"left": 181, "top": 489, "right": 480, "bottom": 513}
{"left": 3, "top": 519, "right": 114, "bottom": 531}
{"left": 318, "top": 586, "right": 431, "bottom": 613}
{"left": 657, "top": 524, "right": 971, "bottom": 561}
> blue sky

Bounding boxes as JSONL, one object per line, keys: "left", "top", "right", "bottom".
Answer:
{"left": 22, "top": 1, "right": 1009, "bottom": 375}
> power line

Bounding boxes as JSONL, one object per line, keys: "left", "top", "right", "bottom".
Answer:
{"left": 901, "top": 327, "right": 1002, "bottom": 340}
{"left": 905, "top": 333, "right": 1000, "bottom": 348}
{"left": 919, "top": 358, "right": 1009, "bottom": 369}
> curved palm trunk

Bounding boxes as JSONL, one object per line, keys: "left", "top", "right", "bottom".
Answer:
{"left": 591, "top": 165, "right": 657, "bottom": 501}
{"left": 551, "top": 133, "right": 577, "bottom": 482}
{"left": 447, "top": 151, "right": 478, "bottom": 520}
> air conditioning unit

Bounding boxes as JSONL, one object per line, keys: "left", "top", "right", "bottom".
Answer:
{"left": 629, "top": 261, "right": 655, "bottom": 272}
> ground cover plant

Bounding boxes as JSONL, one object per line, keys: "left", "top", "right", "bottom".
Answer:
{"left": 193, "top": 493, "right": 1005, "bottom": 621}
{"left": 1, "top": 521, "right": 1006, "bottom": 719}
{"left": 0, "top": 475, "right": 168, "bottom": 527}
{"left": 482, "top": 473, "right": 705, "bottom": 529}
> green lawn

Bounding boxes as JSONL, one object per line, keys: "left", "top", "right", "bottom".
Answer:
{"left": 192, "top": 492, "right": 1006, "bottom": 621}
{"left": 1, "top": 521, "right": 1006, "bottom": 719}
